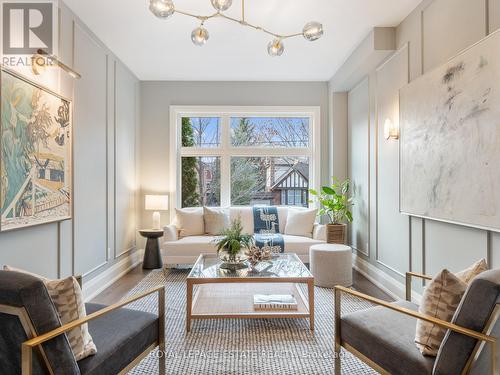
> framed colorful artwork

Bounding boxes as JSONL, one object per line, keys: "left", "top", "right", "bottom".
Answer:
{"left": 1, "top": 68, "right": 72, "bottom": 232}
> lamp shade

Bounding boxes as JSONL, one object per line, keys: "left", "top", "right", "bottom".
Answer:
{"left": 145, "top": 195, "right": 169, "bottom": 211}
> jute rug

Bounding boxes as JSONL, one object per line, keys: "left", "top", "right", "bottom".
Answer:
{"left": 125, "top": 269, "right": 378, "bottom": 375}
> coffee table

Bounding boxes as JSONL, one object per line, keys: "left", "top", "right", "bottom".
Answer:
{"left": 186, "top": 253, "right": 314, "bottom": 332}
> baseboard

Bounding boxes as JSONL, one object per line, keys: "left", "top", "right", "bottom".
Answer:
{"left": 352, "top": 253, "right": 422, "bottom": 304}
{"left": 82, "top": 249, "right": 144, "bottom": 301}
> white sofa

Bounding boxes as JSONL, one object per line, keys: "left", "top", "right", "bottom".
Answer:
{"left": 162, "top": 206, "right": 326, "bottom": 265}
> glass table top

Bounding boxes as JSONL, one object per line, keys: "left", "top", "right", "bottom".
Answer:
{"left": 188, "top": 253, "right": 313, "bottom": 279}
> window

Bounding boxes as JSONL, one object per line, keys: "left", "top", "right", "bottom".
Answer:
{"left": 171, "top": 107, "right": 320, "bottom": 210}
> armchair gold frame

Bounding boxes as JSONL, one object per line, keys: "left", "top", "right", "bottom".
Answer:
{"left": 334, "top": 272, "right": 499, "bottom": 375}
{"left": 20, "top": 286, "right": 166, "bottom": 375}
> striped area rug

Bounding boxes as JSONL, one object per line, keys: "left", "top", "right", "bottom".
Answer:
{"left": 124, "top": 268, "right": 378, "bottom": 375}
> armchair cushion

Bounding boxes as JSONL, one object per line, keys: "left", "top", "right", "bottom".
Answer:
{"left": 341, "top": 300, "right": 435, "bottom": 375}
{"left": 0, "top": 270, "right": 80, "bottom": 375}
{"left": 77, "top": 303, "right": 159, "bottom": 375}
{"left": 4, "top": 266, "right": 97, "bottom": 361}
{"left": 433, "top": 269, "right": 500, "bottom": 375}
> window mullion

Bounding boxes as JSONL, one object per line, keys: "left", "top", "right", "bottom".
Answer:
{"left": 220, "top": 115, "right": 231, "bottom": 207}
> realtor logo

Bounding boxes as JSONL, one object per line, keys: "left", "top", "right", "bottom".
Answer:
{"left": 2, "top": 2, "right": 53, "bottom": 54}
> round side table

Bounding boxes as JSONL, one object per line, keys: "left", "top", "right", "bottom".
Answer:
{"left": 139, "top": 229, "right": 164, "bottom": 269}
{"left": 309, "top": 244, "right": 352, "bottom": 288}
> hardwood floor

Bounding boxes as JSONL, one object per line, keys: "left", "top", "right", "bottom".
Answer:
{"left": 91, "top": 264, "right": 394, "bottom": 305}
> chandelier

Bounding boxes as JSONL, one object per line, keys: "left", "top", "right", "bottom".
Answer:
{"left": 148, "top": 0, "right": 324, "bottom": 56}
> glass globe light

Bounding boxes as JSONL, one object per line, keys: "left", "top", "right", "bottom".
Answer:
{"left": 267, "top": 39, "right": 284, "bottom": 57}
{"left": 211, "top": 0, "right": 233, "bottom": 12}
{"left": 303, "top": 21, "right": 324, "bottom": 41}
{"left": 149, "top": 0, "right": 175, "bottom": 19}
{"left": 191, "top": 27, "right": 209, "bottom": 46}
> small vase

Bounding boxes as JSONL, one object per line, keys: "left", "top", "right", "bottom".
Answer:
{"left": 326, "top": 223, "right": 347, "bottom": 244}
{"left": 219, "top": 248, "right": 248, "bottom": 270}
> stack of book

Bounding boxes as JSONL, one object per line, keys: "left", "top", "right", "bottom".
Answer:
{"left": 253, "top": 294, "right": 298, "bottom": 310}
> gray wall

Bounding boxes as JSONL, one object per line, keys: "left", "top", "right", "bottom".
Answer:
{"left": 139, "top": 81, "right": 329, "bottom": 233}
{"left": 0, "top": 1, "right": 140, "bottom": 286}
{"left": 344, "top": 0, "right": 500, "bottom": 294}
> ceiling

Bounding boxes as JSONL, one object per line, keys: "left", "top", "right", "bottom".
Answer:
{"left": 62, "top": 0, "right": 420, "bottom": 81}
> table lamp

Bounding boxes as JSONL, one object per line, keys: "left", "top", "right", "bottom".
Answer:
{"left": 145, "top": 195, "right": 169, "bottom": 230}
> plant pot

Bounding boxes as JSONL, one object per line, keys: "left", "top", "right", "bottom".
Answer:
{"left": 326, "top": 223, "right": 347, "bottom": 244}
{"left": 218, "top": 248, "right": 248, "bottom": 271}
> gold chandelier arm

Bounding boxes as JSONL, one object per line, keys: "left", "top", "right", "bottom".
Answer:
{"left": 218, "top": 13, "right": 302, "bottom": 39}
{"left": 173, "top": 5, "right": 305, "bottom": 40}
{"left": 174, "top": 9, "right": 219, "bottom": 22}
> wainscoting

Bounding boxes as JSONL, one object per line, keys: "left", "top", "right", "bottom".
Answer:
{"left": 333, "top": 0, "right": 500, "bottom": 297}
{"left": 0, "top": 2, "right": 140, "bottom": 286}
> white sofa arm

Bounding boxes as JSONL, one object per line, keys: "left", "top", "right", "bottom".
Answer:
{"left": 163, "top": 224, "right": 179, "bottom": 242}
{"left": 313, "top": 223, "right": 326, "bottom": 241}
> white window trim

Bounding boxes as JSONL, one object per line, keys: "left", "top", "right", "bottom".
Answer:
{"left": 169, "top": 105, "right": 321, "bottom": 220}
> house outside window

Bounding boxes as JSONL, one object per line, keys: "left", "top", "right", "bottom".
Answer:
{"left": 170, "top": 106, "right": 320, "bottom": 214}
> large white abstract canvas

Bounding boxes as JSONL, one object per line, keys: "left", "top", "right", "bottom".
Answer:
{"left": 400, "top": 30, "right": 500, "bottom": 231}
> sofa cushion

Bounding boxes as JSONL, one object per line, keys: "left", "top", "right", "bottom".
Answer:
{"left": 78, "top": 303, "right": 158, "bottom": 375}
{"left": 204, "top": 207, "right": 230, "bottom": 235}
{"left": 229, "top": 207, "right": 254, "bottom": 235}
{"left": 281, "top": 235, "right": 324, "bottom": 255}
{"left": 284, "top": 208, "right": 317, "bottom": 238}
{"left": 175, "top": 207, "right": 205, "bottom": 237}
{"left": 164, "top": 236, "right": 217, "bottom": 257}
{"left": 164, "top": 234, "right": 323, "bottom": 257}
{"left": 341, "top": 300, "right": 435, "bottom": 375}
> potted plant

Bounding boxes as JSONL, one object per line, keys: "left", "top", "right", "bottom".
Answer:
{"left": 309, "top": 178, "right": 353, "bottom": 244}
{"left": 214, "top": 218, "right": 254, "bottom": 270}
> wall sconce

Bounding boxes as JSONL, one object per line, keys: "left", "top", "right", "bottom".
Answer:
{"left": 31, "top": 49, "right": 81, "bottom": 79}
{"left": 383, "top": 118, "right": 399, "bottom": 140}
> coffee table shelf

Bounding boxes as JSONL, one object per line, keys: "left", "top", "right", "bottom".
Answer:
{"left": 191, "top": 282, "right": 310, "bottom": 318}
{"left": 186, "top": 253, "right": 315, "bottom": 332}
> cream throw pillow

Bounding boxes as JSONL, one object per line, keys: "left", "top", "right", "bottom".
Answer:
{"left": 455, "top": 258, "right": 488, "bottom": 284}
{"left": 204, "top": 207, "right": 229, "bottom": 235}
{"left": 284, "top": 208, "right": 318, "bottom": 238}
{"left": 415, "top": 269, "right": 467, "bottom": 356}
{"left": 175, "top": 208, "right": 205, "bottom": 237}
{"left": 3, "top": 266, "right": 97, "bottom": 360}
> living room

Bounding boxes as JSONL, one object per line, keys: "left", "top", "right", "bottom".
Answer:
{"left": 1, "top": 0, "right": 499, "bottom": 374}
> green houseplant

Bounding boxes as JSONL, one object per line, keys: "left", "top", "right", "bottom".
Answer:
{"left": 214, "top": 218, "right": 253, "bottom": 270}
{"left": 309, "top": 178, "right": 353, "bottom": 244}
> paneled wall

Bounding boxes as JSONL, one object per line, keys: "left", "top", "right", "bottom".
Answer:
{"left": 0, "top": 1, "right": 139, "bottom": 292}
{"left": 344, "top": 0, "right": 500, "bottom": 297}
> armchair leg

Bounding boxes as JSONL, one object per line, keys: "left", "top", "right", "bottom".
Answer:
{"left": 492, "top": 340, "right": 497, "bottom": 375}
{"left": 158, "top": 287, "right": 166, "bottom": 375}
{"left": 159, "top": 349, "right": 166, "bottom": 375}
{"left": 334, "top": 288, "right": 341, "bottom": 375}
{"left": 21, "top": 344, "right": 32, "bottom": 375}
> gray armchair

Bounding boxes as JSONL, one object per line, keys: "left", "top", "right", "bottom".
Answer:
{"left": 334, "top": 269, "right": 500, "bottom": 375}
{"left": 0, "top": 270, "right": 165, "bottom": 375}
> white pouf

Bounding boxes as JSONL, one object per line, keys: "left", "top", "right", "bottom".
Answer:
{"left": 309, "top": 244, "right": 353, "bottom": 288}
